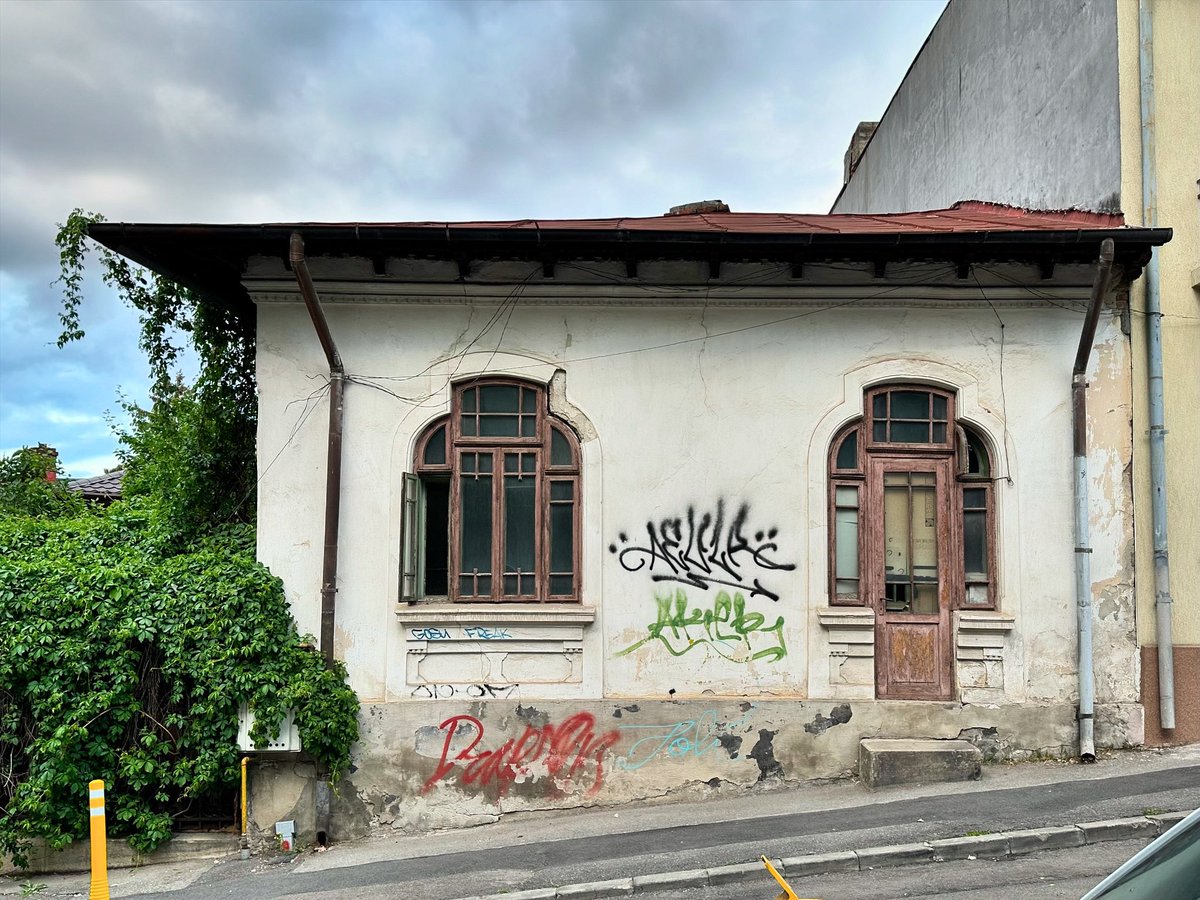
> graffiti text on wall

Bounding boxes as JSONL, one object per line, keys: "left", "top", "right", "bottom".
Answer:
{"left": 609, "top": 500, "right": 795, "bottom": 602}
{"left": 422, "top": 712, "right": 620, "bottom": 797}
{"left": 618, "top": 708, "right": 751, "bottom": 770}
{"left": 409, "top": 626, "right": 513, "bottom": 641}
{"left": 616, "top": 589, "right": 786, "bottom": 663}
{"left": 411, "top": 683, "right": 520, "bottom": 700}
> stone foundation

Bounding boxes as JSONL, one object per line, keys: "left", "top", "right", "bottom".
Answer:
{"left": 247, "top": 697, "right": 1143, "bottom": 843}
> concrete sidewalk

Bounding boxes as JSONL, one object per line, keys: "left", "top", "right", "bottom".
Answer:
{"left": 4, "top": 743, "right": 1198, "bottom": 899}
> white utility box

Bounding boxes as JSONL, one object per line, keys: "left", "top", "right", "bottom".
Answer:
{"left": 236, "top": 704, "right": 302, "bottom": 752}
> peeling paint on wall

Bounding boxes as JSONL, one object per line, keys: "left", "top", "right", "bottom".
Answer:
{"left": 803, "top": 704, "right": 853, "bottom": 735}
{"left": 748, "top": 728, "right": 784, "bottom": 782}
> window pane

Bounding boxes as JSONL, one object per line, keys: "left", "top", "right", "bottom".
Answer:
{"left": 891, "top": 390, "right": 929, "bottom": 419}
{"left": 835, "top": 579, "right": 858, "bottom": 597}
{"left": 964, "top": 509, "right": 988, "bottom": 576}
{"left": 873, "top": 421, "right": 887, "bottom": 442}
{"left": 522, "top": 453, "right": 536, "bottom": 473}
{"left": 551, "top": 428, "right": 573, "bottom": 466}
{"left": 835, "top": 507, "right": 858, "bottom": 578}
{"left": 460, "top": 467, "right": 492, "bottom": 577}
{"left": 932, "top": 423, "right": 947, "bottom": 443}
{"left": 835, "top": 485, "right": 859, "bottom": 507}
{"left": 891, "top": 421, "right": 929, "bottom": 443}
{"left": 504, "top": 454, "right": 518, "bottom": 473}
{"left": 873, "top": 394, "right": 887, "bottom": 417}
{"left": 423, "top": 480, "right": 449, "bottom": 595}
{"left": 462, "top": 454, "right": 475, "bottom": 473}
{"left": 963, "top": 488, "right": 987, "bottom": 509}
{"left": 520, "top": 416, "right": 536, "bottom": 437}
{"left": 461, "top": 415, "right": 477, "bottom": 436}
{"left": 550, "top": 502, "right": 574, "bottom": 573}
{"left": 521, "top": 388, "right": 537, "bottom": 412}
{"left": 835, "top": 430, "right": 858, "bottom": 469}
{"left": 933, "top": 395, "right": 947, "bottom": 420}
{"left": 967, "top": 432, "right": 991, "bottom": 477}
{"left": 479, "top": 454, "right": 493, "bottom": 473}
{"left": 462, "top": 389, "right": 477, "bottom": 413}
{"left": 884, "top": 481, "right": 911, "bottom": 578}
{"left": 551, "top": 481, "right": 573, "bottom": 500}
{"left": 504, "top": 461, "right": 536, "bottom": 577}
{"left": 550, "top": 574, "right": 574, "bottom": 595}
{"left": 423, "top": 425, "right": 447, "bottom": 466}
{"left": 480, "top": 414, "right": 520, "bottom": 436}
{"left": 480, "top": 384, "right": 520, "bottom": 412}
{"left": 966, "top": 583, "right": 990, "bottom": 605}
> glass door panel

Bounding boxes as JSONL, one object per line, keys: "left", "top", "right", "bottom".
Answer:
{"left": 883, "top": 471, "right": 938, "bottom": 614}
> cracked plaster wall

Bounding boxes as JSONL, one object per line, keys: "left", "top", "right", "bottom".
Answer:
{"left": 251, "top": 266, "right": 1141, "bottom": 834}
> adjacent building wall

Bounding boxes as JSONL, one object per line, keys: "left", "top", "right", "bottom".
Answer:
{"left": 1117, "top": 0, "right": 1200, "bottom": 745}
{"left": 250, "top": 258, "right": 1139, "bottom": 838}
{"left": 831, "top": 0, "right": 1121, "bottom": 214}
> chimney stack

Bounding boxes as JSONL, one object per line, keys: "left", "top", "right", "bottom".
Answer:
{"left": 843, "top": 122, "right": 878, "bottom": 184}
{"left": 36, "top": 444, "right": 58, "bottom": 482}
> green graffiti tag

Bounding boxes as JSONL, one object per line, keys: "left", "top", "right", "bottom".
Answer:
{"left": 616, "top": 589, "right": 786, "bottom": 663}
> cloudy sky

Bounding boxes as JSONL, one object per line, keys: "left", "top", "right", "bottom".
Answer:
{"left": 0, "top": 0, "right": 945, "bottom": 476}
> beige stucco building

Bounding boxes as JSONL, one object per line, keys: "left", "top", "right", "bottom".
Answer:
{"left": 833, "top": 0, "right": 1199, "bottom": 746}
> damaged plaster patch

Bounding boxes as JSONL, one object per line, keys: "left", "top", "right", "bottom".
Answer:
{"left": 748, "top": 729, "right": 784, "bottom": 782}
{"left": 515, "top": 705, "right": 549, "bottom": 728}
{"left": 415, "top": 720, "right": 475, "bottom": 758}
{"left": 612, "top": 704, "right": 640, "bottom": 719}
{"left": 803, "top": 704, "right": 853, "bottom": 735}
{"left": 957, "top": 726, "right": 1009, "bottom": 762}
{"left": 716, "top": 733, "right": 743, "bottom": 759}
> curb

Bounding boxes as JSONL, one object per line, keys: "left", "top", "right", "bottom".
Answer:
{"left": 455, "top": 811, "right": 1191, "bottom": 900}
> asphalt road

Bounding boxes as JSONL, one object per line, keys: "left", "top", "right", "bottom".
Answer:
{"left": 112, "top": 765, "right": 1199, "bottom": 900}
{"left": 650, "top": 839, "right": 1152, "bottom": 900}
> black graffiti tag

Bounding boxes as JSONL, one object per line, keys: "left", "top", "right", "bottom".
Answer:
{"left": 608, "top": 500, "right": 795, "bottom": 602}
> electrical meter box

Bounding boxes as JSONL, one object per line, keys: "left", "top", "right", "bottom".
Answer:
{"left": 236, "top": 704, "right": 302, "bottom": 752}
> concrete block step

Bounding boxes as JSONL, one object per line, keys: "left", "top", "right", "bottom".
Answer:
{"left": 859, "top": 738, "right": 983, "bottom": 788}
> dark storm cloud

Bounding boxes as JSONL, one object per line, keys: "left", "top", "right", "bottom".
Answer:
{"left": 0, "top": 0, "right": 946, "bottom": 472}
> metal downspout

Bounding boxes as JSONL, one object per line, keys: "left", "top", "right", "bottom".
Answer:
{"left": 1073, "top": 237, "right": 1115, "bottom": 763}
{"left": 289, "top": 232, "right": 343, "bottom": 847}
{"left": 1139, "top": 0, "right": 1175, "bottom": 731}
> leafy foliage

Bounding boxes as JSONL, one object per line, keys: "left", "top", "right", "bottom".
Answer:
{"left": 54, "top": 209, "right": 257, "bottom": 537}
{"left": 0, "top": 504, "right": 359, "bottom": 868}
{"left": 0, "top": 448, "right": 87, "bottom": 520}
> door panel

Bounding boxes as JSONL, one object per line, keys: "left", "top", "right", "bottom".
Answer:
{"left": 870, "top": 457, "right": 954, "bottom": 700}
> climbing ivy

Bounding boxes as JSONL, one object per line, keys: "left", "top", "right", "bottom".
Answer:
{"left": 0, "top": 498, "right": 359, "bottom": 868}
{"left": 54, "top": 209, "right": 257, "bottom": 539}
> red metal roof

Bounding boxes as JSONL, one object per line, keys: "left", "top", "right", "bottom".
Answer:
{"left": 276, "top": 202, "right": 1126, "bottom": 235}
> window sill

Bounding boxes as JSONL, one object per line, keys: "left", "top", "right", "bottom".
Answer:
{"left": 395, "top": 602, "right": 596, "bottom": 626}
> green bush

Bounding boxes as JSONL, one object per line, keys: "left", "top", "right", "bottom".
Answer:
{"left": 0, "top": 505, "right": 359, "bottom": 868}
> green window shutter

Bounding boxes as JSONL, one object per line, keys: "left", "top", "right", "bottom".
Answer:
{"left": 400, "top": 473, "right": 421, "bottom": 602}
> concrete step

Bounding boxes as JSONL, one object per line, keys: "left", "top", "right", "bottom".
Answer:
{"left": 859, "top": 738, "right": 983, "bottom": 788}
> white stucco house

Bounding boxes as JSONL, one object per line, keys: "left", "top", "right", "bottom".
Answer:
{"left": 90, "top": 202, "right": 1169, "bottom": 840}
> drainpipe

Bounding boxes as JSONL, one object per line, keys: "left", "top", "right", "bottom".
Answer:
{"left": 1139, "top": 0, "right": 1175, "bottom": 731}
{"left": 289, "top": 232, "right": 343, "bottom": 846}
{"left": 1072, "top": 237, "right": 1114, "bottom": 764}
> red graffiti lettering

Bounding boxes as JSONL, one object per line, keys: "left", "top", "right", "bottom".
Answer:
{"left": 422, "top": 713, "right": 620, "bottom": 797}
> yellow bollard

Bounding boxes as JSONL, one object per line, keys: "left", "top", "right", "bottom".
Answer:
{"left": 240, "top": 756, "right": 250, "bottom": 856}
{"left": 88, "top": 779, "right": 110, "bottom": 900}
{"left": 761, "top": 855, "right": 823, "bottom": 900}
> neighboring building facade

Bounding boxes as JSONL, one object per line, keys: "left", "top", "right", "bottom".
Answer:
{"left": 92, "top": 206, "right": 1166, "bottom": 839}
{"left": 832, "top": 0, "right": 1199, "bottom": 746}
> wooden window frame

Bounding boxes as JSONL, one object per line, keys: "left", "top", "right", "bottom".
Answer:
{"left": 827, "top": 386, "right": 997, "bottom": 611}
{"left": 411, "top": 379, "right": 582, "bottom": 603}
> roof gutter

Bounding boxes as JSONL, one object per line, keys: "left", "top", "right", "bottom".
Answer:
{"left": 289, "top": 232, "right": 344, "bottom": 672}
{"left": 1071, "top": 237, "right": 1115, "bottom": 763}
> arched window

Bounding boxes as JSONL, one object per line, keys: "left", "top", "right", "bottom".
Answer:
{"left": 828, "top": 385, "right": 996, "bottom": 610}
{"left": 403, "top": 379, "right": 580, "bottom": 603}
